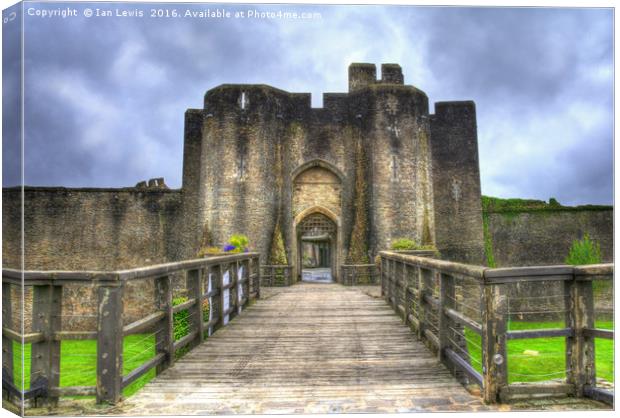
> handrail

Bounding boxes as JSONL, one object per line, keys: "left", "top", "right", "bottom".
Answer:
{"left": 260, "top": 265, "right": 293, "bottom": 286}
{"left": 379, "top": 251, "right": 614, "bottom": 406}
{"left": 380, "top": 251, "right": 486, "bottom": 279}
{"left": 1, "top": 252, "right": 261, "bottom": 407}
{"left": 2, "top": 252, "right": 261, "bottom": 284}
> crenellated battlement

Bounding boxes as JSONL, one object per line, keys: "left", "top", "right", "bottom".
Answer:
{"left": 349, "top": 63, "right": 405, "bottom": 92}
{"left": 202, "top": 63, "right": 413, "bottom": 116}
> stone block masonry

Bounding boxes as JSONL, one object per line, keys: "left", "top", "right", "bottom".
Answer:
{"left": 485, "top": 208, "right": 613, "bottom": 267}
{"left": 2, "top": 187, "right": 185, "bottom": 270}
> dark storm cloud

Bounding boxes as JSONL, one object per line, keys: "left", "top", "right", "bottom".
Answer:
{"left": 3, "top": 3, "right": 613, "bottom": 205}
{"left": 2, "top": 4, "right": 22, "bottom": 187}
{"left": 406, "top": 7, "right": 613, "bottom": 205}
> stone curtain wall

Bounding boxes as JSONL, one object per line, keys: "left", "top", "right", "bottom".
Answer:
{"left": 485, "top": 209, "right": 613, "bottom": 267}
{"left": 2, "top": 187, "right": 187, "bottom": 331}
{"left": 2, "top": 187, "right": 184, "bottom": 270}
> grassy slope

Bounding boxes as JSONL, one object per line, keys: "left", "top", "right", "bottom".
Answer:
{"left": 13, "top": 334, "right": 156, "bottom": 398}
{"left": 464, "top": 320, "right": 613, "bottom": 383}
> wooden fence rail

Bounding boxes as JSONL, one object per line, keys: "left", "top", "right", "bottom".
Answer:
{"left": 260, "top": 265, "right": 294, "bottom": 287}
{"left": 340, "top": 264, "right": 379, "bottom": 285}
{"left": 1, "top": 253, "right": 261, "bottom": 406}
{"left": 379, "top": 251, "right": 614, "bottom": 405}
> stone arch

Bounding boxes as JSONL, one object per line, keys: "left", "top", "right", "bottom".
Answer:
{"left": 292, "top": 205, "right": 342, "bottom": 283}
{"left": 293, "top": 205, "right": 340, "bottom": 228}
{"left": 290, "top": 161, "right": 344, "bottom": 283}
{"left": 291, "top": 159, "right": 345, "bottom": 183}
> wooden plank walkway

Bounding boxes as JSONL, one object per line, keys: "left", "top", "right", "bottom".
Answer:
{"left": 116, "top": 283, "right": 490, "bottom": 414}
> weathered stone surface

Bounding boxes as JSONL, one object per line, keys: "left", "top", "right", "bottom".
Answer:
{"left": 198, "top": 64, "right": 439, "bottom": 282}
{"left": 2, "top": 187, "right": 184, "bottom": 270}
{"left": 486, "top": 209, "right": 613, "bottom": 267}
{"left": 431, "top": 101, "right": 485, "bottom": 264}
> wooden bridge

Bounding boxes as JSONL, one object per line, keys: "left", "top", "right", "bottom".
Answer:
{"left": 2, "top": 252, "right": 614, "bottom": 414}
{"left": 117, "top": 283, "right": 487, "bottom": 414}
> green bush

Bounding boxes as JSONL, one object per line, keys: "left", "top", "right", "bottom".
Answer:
{"left": 565, "top": 233, "right": 602, "bottom": 265}
{"left": 228, "top": 234, "right": 249, "bottom": 252}
{"left": 391, "top": 238, "right": 418, "bottom": 250}
{"left": 390, "top": 238, "right": 435, "bottom": 251}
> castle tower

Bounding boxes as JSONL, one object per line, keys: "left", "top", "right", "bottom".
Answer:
{"left": 181, "top": 63, "right": 484, "bottom": 281}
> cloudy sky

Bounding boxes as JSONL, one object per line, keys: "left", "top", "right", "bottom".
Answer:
{"left": 2, "top": 1, "right": 613, "bottom": 205}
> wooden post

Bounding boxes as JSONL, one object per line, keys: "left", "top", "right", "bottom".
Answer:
{"left": 229, "top": 262, "right": 238, "bottom": 319}
{"left": 481, "top": 283, "right": 507, "bottom": 403}
{"left": 187, "top": 269, "right": 204, "bottom": 348}
{"left": 210, "top": 265, "right": 222, "bottom": 332}
{"left": 418, "top": 268, "right": 432, "bottom": 340}
{"left": 238, "top": 261, "right": 244, "bottom": 309}
{"left": 391, "top": 260, "right": 397, "bottom": 309}
{"left": 438, "top": 273, "right": 455, "bottom": 371}
{"left": 399, "top": 262, "right": 407, "bottom": 320}
{"left": 154, "top": 275, "right": 173, "bottom": 373}
{"left": 380, "top": 257, "right": 387, "bottom": 297}
{"left": 96, "top": 283, "right": 123, "bottom": 404}
{"left": 404, "top": 264, "right": 412, "bottom": 326}
{"left": 219, "top": 264, "right": 228, "bottom": 326}
{"left": 30, "top": 284, "right": 62, "bottom": 406}
{"left": 254, "top": 257, "right": 261, "bottom": 299}
{"left": 566, "top": 277, "right": 595, "bottom": 397}
{"left": 240, "top": 259, "right": 249, "bottom": 308}
{"left": 2, "top": 282, "right": 14, "bottom": 400}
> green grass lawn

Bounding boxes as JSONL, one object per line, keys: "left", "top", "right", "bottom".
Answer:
{"left": 463, "top": 320, "right": 613, "bottom": 383}
{"left": 10, "top": 300, "right": 208, "bottom": 402}
{"left": 12, "top": 334, "right": 156, "bottom": 398}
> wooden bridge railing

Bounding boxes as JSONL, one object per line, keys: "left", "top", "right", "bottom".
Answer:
{"left": 260, "top": 265, "right": 294, "bottom": 286}
{"left": 380, "top": 251, "right": 614, "bottom": 405}
{"left": 1, "top": 252, "right": 260, "bottom": 407}
{"left": 340, "top": 264, "right": 379, "bottom": 285}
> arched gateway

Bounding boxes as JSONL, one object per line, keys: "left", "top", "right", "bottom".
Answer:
{"left": 291, "top": 160, "right": 343, "bottom": 282}
{"left": 295, "top": 210, "right": 339, "bottom": 282}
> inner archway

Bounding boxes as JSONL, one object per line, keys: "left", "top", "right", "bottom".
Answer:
{"left": 296, "top": 212, "right": 337, "bottom": 283}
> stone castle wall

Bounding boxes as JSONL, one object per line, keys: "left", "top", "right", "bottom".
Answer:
{"left": 194, "top": 64, "right": 441, "bottom": 280}
{"left": 2, "top": 187, "right": 190, "bottom": 332}
{"left": 1, "top": 64, "right": 482, "bottom": 280}
{"left": 485, "top": 208, "right": 613, "bottom": 267}
{"left": 431, "top": 102, "right": 485, "bottom": 264}
{"left": 2, "top": 187, "right": 185, "bottom": 270}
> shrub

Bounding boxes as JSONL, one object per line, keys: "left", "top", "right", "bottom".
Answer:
{"left": 390, "top": 238, "right": 436, "bottom": 251}
{"left": 197, "top": 233, "right": 251, "bottom": 257}
{"left": 565, "top": 233, "right": 601, "bottom": 265}
{"left": 391, "top": 238, "right": 418, "bottom": 250}
{"left": 228, "top": 234, "right": 249, "bottom": 252}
